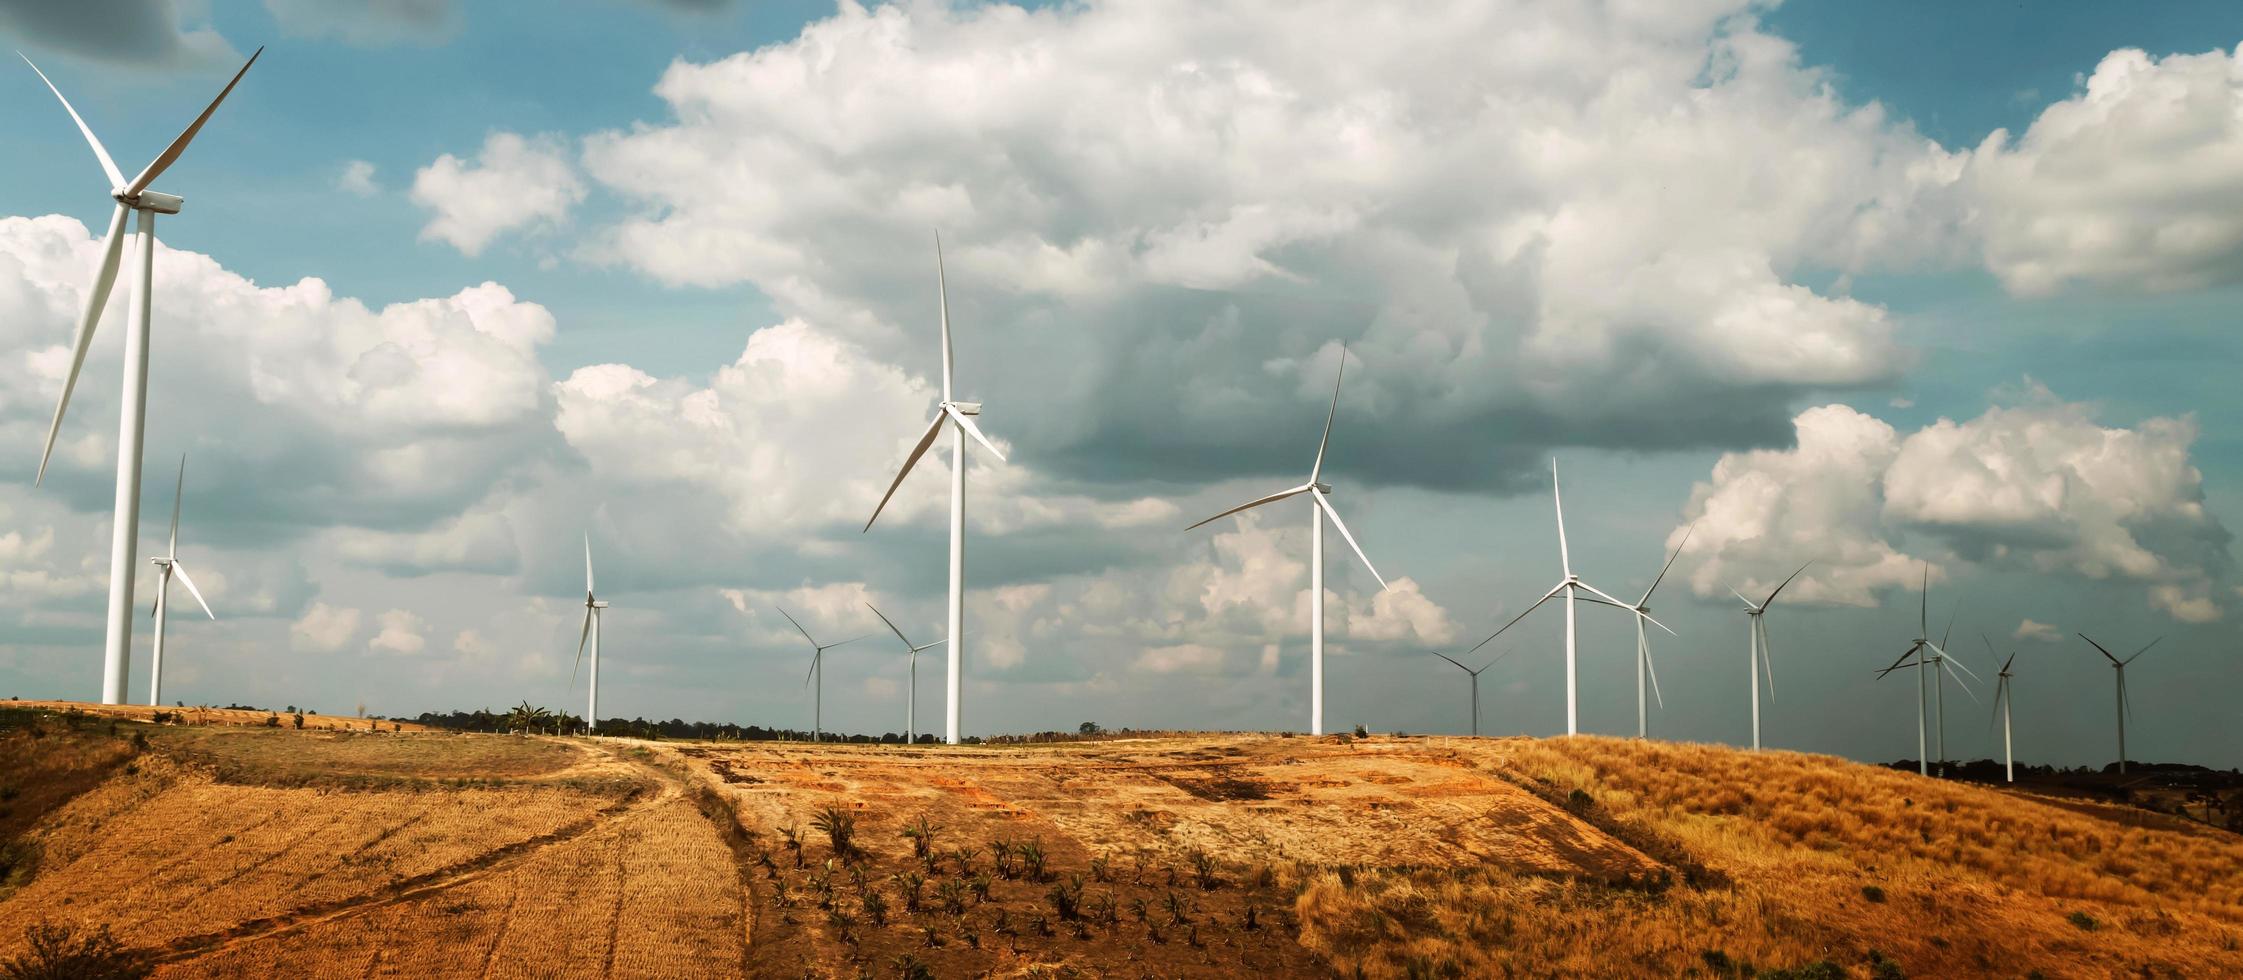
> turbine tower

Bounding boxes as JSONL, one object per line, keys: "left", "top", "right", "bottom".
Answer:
{"left": 865, "top": 232, "right": 1008, "bottom": 745}
{"left": 1430, "top": 645, "right": 1511, "bottom": 737}
{"left": 568, "top": 535, "right": 607, "bottom": 735}
{"left": 1923, "top": 610, "right": 1979, "bottom": 777}
{"left": 778, "top": 607, "right": 864, "bottom": 743}
{"left": 147, "top": 455, "right": 215, "bottom": 707}
{"left": 24, "top": 48, "right": 262, "bottom": 704}
{"left": 1732, "top": 561, "right": 1810, "bottom": 751}
{"left": 1477, "top": 459, "right": 1634, "bottom": 736}
{"left": 1185, "top": 346, "right": 1389, "bottom": 736}
{"left": 867, "top": 602, "right": 945, "bottom": 746}
{"left": 1983, "top": 635, "right": 2017, "bottom": 784}
{"left": 2078, "top": 633, "right": 2159, "bottom": 775}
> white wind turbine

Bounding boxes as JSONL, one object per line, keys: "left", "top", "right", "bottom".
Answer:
{"left": 2079, "top": 632, "right": 2159, "bottom": 776}
{"left": 1732, "top": 561, "right": 1811, "bottom": 751}
{"left": 864, "top": 233, "right": 1008, "bottom": 746}
{"left": 568, "top": 535, "right": 608, "bottom": 735}
{"left": 778, "top": 607, "right": 866, "bottom": 744}
{"left": 1477, "top": 459, "right": 1633, "bottom": 736}
{"left": 866, "top": 602, "right": 946, "bottom": 746}
{"left": 1431, "top": 644, "right": 1512, "bottom": 737}
{"left": 1875, "top": 565, "right": 1962, "bottom": 776}
{"left": 24, "top": 48, "right": 262, "bottom": 705}
{"left": 1583, "top": 525, "right": 1692, "bottom": 739}
{"left": 1185, "top": 347, "right": 1389, "bottom": 737}
{"left": 1982, "top": 635, "right": 2017, "bottom": 784}
{"left": 146, "top": 454, "right": 215, "bottom": 707}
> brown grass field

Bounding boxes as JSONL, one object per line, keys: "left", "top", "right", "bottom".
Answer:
{"left": 2, "top": 702, "right": 2238, "bottom": 978}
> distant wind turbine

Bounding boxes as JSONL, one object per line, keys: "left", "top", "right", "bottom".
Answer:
{"left": 24, "top": 48, "right": 262, "bottom": 705}
{"left": 568, "top": 535, "right": 608, "bottom": 735}
{"left": 778, "top": 607, "right": 865, "bottom": 743}
{"left": 864, "top": 232, "right": 1008, "bottom": 746}
{"left": 1431, "top": 644, "right": 1512, "bottom": 737}
{"left": 1185, "top": 346, "right": 1389, "bottom": 737}
{"left": 1584, "top": 525, "right": 1691, "bottom": 739}
{"left": 2079, "top": 632, "right": 2159, "bottom": 776}
{"left": 1983, "top": 634, "right": 2017, "bottom": 784}
{"left": 1733, "top": 561, "right": 1811, "bottom": 751}
{"left": 1478, "top": 459, "right": 1637, "bottom": 736}
{"left": 867, "top": 602, "right": 946, "bottom": 746}
{"left": 146, "top": 455, "right": 215, "bottom": 707}
{"left": 1876, "top": 566, "right": 1972, "bottom": 776}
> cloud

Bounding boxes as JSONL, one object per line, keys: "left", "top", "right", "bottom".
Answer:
{"left": 338, "top": 160, "right": 381, "bottom": 197}
{"left": 576, "top": 0, "right": 1964, "bottom": 492}
{"left": 369, "top": 609, "right": 429, "bottom": 654}
{"left": 0, "top": 1, "right": 238, "bottom": 69}
{"left": 2013, "top": 619, "right": 2061, "bottom": 643}
{"left": 264, "top": 0, "right": 461, "bottom": 46}
{"left": 0, "top": 215, "right": 561, "bottom": 543}
{"left": 1672, "top": 385, "right": 2231, "bottom": 620}
{"left": 291, "top": 602, "right": 362, "bottom": 652}
{"left": 412, "top": 133, "right": 585, "bottom": 256}
{"left": 1969, "top": 45, "right": 2243, "bottom": 295}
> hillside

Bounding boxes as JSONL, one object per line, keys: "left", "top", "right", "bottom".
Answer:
{"left": 0, "top": 703, "right": 2236, "bottom": 978}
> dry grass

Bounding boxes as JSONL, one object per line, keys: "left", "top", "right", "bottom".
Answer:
{"left": 6, "top": 709, "right": 2239, "bottom": 977}
{"left": 6, "top": 699, "right": 431, "bottom": 732}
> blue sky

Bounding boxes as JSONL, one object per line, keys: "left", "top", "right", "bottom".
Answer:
{"left": 1, "top": 0, "right": 2238, "bottom": 768}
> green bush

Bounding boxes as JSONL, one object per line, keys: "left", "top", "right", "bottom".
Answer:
{"left": 0, "top": 922, "right": 152, "bottom": 980}
{"left": 2068, "top": 910, "right": 2099, "bottom": 932}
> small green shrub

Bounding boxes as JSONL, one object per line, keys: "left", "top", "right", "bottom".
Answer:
{"left": 1861, "top": 884, "right": 1886, "bottom": 903}
{"left": 2067, "top": 910, "right": 2098, "bottom": 932}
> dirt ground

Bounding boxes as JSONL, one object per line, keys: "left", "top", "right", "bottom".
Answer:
{"left": 4, "top": 705, "right": 2238, "bottom": 978}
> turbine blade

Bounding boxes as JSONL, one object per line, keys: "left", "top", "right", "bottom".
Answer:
{"left": 1477, "top": 648, "right": 1510, "bottom": 673}
{"left": 2002, "top": 651, "right": 2016, "bottom": 673}
{"left": 1465, "top": 586, "right": 1562, "bottom": 656}
{"left": 1641, "top": 522, "right": 1694, "bottom": 606}
{"left": 1730, "top": 587, "right": 1758, "bottom": 610}
{"left": 1645, "top": 640, "right": 1665, "bottom": 709}
{"left": 1758, "top": 619, "right": 1776, "bottom": 700}
{"left": 124, "top": 46, "right": 263, "bottom": 198}
{"left": 2123, "top": 636, "right": 2162, "bottom": 666}
{"left": 1309, "top": 345, "right": 1345, "bottom": 484}
{"left": 866, "top": 601, "right": 915, "bottom": 650}
{"left": 171, "top": 562, "right": 215, "bottom": 620}
{"left": 1762, "top": 560, "right": 1813, "bottom": 608}
{"left": 1431, "top": 651, "right": 1469, "bottom": 673}
{"left": 823, "top": 633, "right": 873, "bottom": 651}
{"left": 168, "top": 453, "right": 186, "bottom": 558}
{"left": 1314, "top": 492, "right": 1387, "bottom": 590}
{"left": 1988, "top": 681, "right": 2005, "bottom": 738}
{"left": 2077, "top": 632, "right": 2121, "bottom": 666}
{"left": 1940, "top": 608, "right": 1955, "bottom": 653}
{"left": 20, "top": 54, "right": 124, "bottom": 189}
{"left": 1919, "top": 563, "right": 1929, "bottom": 638}
{"left": 805, "top": 648, "right": 820, "bottom": 686}
{"left": 1981, "top": 632, "right": 1999, "bottom": 672}
{"left": 1641, "top": 610, "right": 1678, "bottom": 638}
{"left": 935, "top": 230, "right": 952, "bottom": 403}
{"left": 775, "top": 606, "right": 819, "bottom": 648}
{"left": 864, "top": 413, "right": 946, "bottom": 532}
{"left": 944, "top": 403, "right": 1008, "bottom": 462}
{"left": 584, "top": 533, "right": 594, "bottom": 593}
{"left": 1876, "top": 643, "right": 1921, "bottom": 678}
{"left": 1551, "top": 458, "right": 1571, "bottom": 577}
{"left": 1183, "top": 484, "right": 1311, "bottom": 531}
{"left": 1573, "top": 581, "right": 1635, "bottom": 614}
{"left": 913, "top": 638, "right": 948, "bottom": 653}
{"left": 1943, "top": 652, "right": 1984, "bottom": 686}
{"left": 35, "top": 203, "right": 129, "bottom": 485}
{"left": 1940, "top": 658, "right": 1980, "bottom": 704}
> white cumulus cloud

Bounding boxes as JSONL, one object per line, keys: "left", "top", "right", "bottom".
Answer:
{"left": 412, "top": 132, "right": 585, "bottom": 256}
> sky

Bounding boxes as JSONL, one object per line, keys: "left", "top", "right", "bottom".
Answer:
{"left": 0, "top": 0, "right": 2238, "bottom": 768}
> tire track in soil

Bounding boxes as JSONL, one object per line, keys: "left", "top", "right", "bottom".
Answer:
{"left": 150, "top": 740, "right": 674, "bottom": 967}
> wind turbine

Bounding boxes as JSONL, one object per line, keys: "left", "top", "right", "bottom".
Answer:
{"left": 777, "top": 607, "right": 865, "bottom": 743}
{"left": 1924, "top": 610, "right": 1980, "bottom": 777}
{"left": 568, "top": 535, "right": 608, "bottom": 735}
{"left": 1430, "top": 644, "right": 1512, "bottom": 737}
{"left": 1476, "top": 459, "right": 1633, "bottom": 736}
{"left": 1584, "top": 525, "right": 1691, "bottom": 739}
{"left": 2079, "top": 633, "right": 2159, "bottom": 776}
{"left": 146, "top": 454, "right": 215, "bottom": 707}
{"left": 1983, "top": 635, "right": 2017, "bottom": 784}
{"left": 866, "top": 602, "right": 946, "bottom": 746}
{"left": 24, "top": 48, "right": 262, "bottom": 705}
{"left": 1184, "top": 347, "right": 1389, "bottom": 737}
{"left": 1732, "top": 561, "right": 1811, "bottom": 751}
{"left": 1875, "top": 566, "right": 1934, "bottom": 775}
{"left": 864, "top": 232, "right": 1008, "bottom": 746}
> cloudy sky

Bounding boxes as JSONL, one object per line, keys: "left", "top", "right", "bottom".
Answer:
{"left": 2, "top": 0, "right": 2238, "bottom": 767}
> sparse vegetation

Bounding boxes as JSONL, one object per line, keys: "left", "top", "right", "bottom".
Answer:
{"left": 0, "top": 921, "right": 152, "bottom": 980}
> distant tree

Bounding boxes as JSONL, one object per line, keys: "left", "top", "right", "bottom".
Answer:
{"left": 1079, "top": 722, "right": 1103, "bottom": 736}
{"left": 504, "top": 701, "right": 554, "bottom": 733}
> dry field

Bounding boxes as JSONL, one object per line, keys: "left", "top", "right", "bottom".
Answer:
{"left": 3, "top": 704, "right": 2239, "bottom": 978}
{"left": 6, "top": 698, "right": 431, "bottom": 732}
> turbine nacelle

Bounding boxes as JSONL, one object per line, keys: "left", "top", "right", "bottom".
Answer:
{"left": 118, "top": 189, "right": 183, "bottom": 214}
{"left": 946, "top": 400, "right": 981, "bottom": 416}
{"left": 1310, "top": 481, "right": 1332, "bottom": 494}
